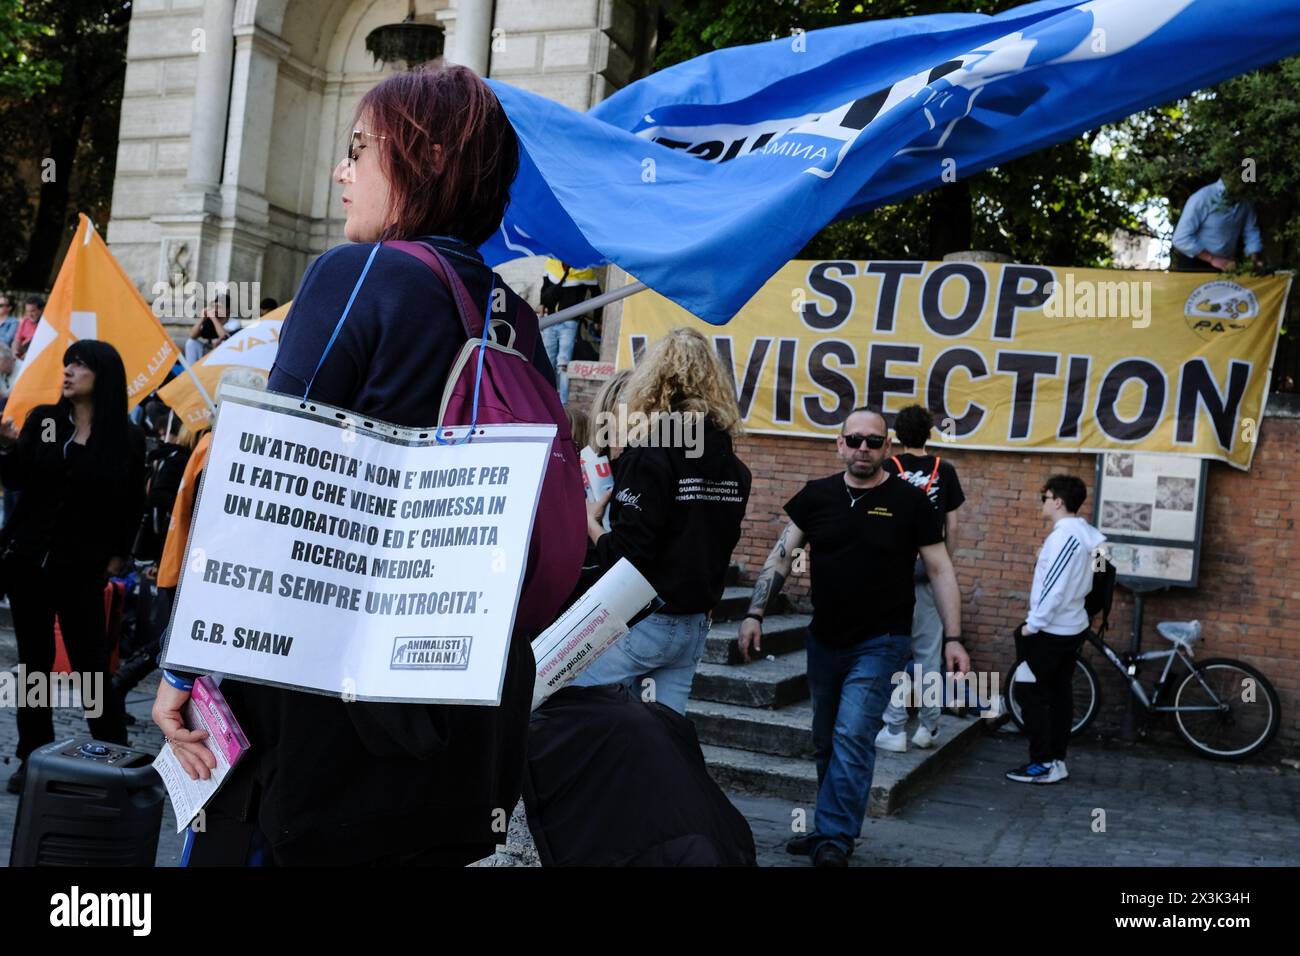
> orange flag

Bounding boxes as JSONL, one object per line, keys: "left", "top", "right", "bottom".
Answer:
{"left": 5, "top": 214, "right": 178, "bottom": 429}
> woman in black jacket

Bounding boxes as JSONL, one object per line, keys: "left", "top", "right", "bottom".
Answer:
{"left": 154, "top": 64, "right": 564, "bottom": 866}
{"left": 0, "top": 339, "right": 143, "bottom": 792}
{"left": 573, "top": 327, "right": 751, "bottom": 714}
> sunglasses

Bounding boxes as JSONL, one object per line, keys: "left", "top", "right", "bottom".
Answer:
{"left": 348, "top": 128, "right": 387, "bottom": 165}
{"left": 1041, "top": 492, "right": 1056, "bottom": 502}
{"left": 843, "top": 433, "right": 887, "bottom": 450}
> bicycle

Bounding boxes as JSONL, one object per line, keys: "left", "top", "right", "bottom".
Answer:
{"left": 1005, "top": 619, "right": 1281, "bottom": 760}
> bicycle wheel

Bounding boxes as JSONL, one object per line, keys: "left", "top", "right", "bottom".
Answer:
{"left": 1006, "top": 656, "right": 1100, "bottom": 736}
{"left": 1173, "top": 658, "right": 1280, "bottom": 760}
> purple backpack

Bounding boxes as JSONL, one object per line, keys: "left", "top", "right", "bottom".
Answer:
{"left": 386, "top": 240, "right": 585, "bottom": 638}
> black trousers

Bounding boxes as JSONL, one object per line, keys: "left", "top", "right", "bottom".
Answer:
{"left": 7, "top": 557, "right": 128, "bottom": 759}
{"left": 1170, "top": 250, "right": 1218, "bottom": 273}
{"left": 1015, "top": 626, "right": 1088, "bottom": 764}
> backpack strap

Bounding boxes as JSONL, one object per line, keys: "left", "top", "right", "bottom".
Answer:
{"left": 302, "top": 241, "right": 382, "bottom": 401}
{"left": 385, "top": 240, "right": 481, "bottom": 332}
{"left": 385, "top": 239, "right": 539, "bottom": 358}
{"left": 891, "top": 455, "right": 942, "bottom": 495}
{"left": 923, "top": 456, "right": 941, "bottom": 494}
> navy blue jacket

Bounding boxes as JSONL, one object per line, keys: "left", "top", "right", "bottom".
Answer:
{"left": 217, "top": 236, "right": 555, "bottom": 864}
{"left": 270, "top": 237, "right": 554, "bottom": 422}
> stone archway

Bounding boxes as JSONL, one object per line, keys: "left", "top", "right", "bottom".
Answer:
{"left": 228, "top": 0, "right": 453, "bottom": 301}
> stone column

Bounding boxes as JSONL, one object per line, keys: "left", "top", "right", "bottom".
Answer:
{"left": 218, "top": 23, "right": 292, "bottom": 290}
{"left": 185, "top": 0, "right": 236, "bottom": 192}
{"left": 454, "top": 0, "right": 495, "bottom": 75}
{"left": 150, "top": 0, "right": 236, "bottom": 331}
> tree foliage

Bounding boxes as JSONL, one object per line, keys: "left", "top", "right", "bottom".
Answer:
{"left": 0, "top": 0, "right": 59, "bottom": 98}
{"left": 0, "top": 0, "right": 131, "bottom": 290}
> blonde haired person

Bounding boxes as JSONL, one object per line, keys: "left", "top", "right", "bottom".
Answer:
{"left": 587, "top": 368, "right": 631, "bottom": 459}
{"left": 574, "top": 328, "right": 750, "bottom": 714}
{"left": 566, "top": 406, "right": 589, "bottom": 458}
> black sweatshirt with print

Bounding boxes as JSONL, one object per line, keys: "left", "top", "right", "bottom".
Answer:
{"left": 594, "top": 420, "right": 750, "bottom": 614}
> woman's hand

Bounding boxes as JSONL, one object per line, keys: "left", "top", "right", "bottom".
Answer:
{"left": 152, "top": 680, "right": 215, "bottom": 781}
{"left": 0, "top": 418, "right": 18, "bottom": 449}
{"left": 586, "top": 489, "right": 611, "bottom": 544}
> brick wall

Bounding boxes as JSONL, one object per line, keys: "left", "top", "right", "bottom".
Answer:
{"left": 562, "top": 376, "right": 1299, "bottom": 754}
{"left": 733, "top": 422, "right": 1300, "bottom": 754}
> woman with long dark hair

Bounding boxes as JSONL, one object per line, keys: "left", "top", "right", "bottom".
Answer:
{"left": 0, "top": 339, "right": 144, "bottom": 793}
{"left": 153, "top": 63, "right": 573, "bottom": 866}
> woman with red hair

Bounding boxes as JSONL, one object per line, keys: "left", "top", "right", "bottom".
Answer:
{"left": 153, "top": 64, "right": 558, "bottom": 866}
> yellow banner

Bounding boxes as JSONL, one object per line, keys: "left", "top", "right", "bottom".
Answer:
{"left": 619, "top": 261, "right": 1291, "bottom": 470}
{"left": 6, "top": 215, "right": 178, "bottom": 429}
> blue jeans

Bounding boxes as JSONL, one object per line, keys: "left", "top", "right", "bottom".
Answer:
{"left": 881, "top": 581, "right": 942, "bottom": 734}
{"left": 806, "top": 629, "right": 911, "bottom": 856}
{"left": 570, "top": 611, "right": 709, "bottom": 715}
{"left": 541, "top": 320, "right": 578, "bottom": 404}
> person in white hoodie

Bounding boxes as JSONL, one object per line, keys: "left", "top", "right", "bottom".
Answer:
{"left": 1006, "top": 474, "right": 1106, "bottom": 785}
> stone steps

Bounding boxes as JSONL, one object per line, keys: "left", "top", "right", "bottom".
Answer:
{"left": 699, "top": 744, "right": 819, "bottom": 806}
{"left": 699, "top": 713, "right": 988, "bottom": 818}
{"left": 692, "top": 650, "right": 808, "bottom": 709}
{"left": 702, "top": 613, "right": 810, "bottom": 665}
{"left": 711, "top": 585, "right": 790, "bottom": 624}
{"left": 688, "top": 699, "right": 814, "bottom": 758}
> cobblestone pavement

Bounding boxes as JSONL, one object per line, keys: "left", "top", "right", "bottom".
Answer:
{"left": 0, "top": 635, "right": 186, "bottom": 866}
{"left": 6, "top": 627, "right": 1296, "bottom": 867}
{"left": 736, "top": 731, "right": 1300, "bottom": 867}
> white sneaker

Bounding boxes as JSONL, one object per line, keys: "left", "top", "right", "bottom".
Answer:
{"left": 911, "top": 725, "right": 939, "bottom": 749}
{"left": 1053, "top": 759, "right": 1069, "bottom": 781}
{"left": 875, "top": 726, "right": 907, "bottom": 752}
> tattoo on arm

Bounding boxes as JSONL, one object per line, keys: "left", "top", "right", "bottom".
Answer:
{"left": 749, "top": 568, "right": 786, "bottom": 616}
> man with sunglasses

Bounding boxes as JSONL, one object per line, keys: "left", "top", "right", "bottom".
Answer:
{"left": 739, "top": 407, "right": 969, "bottom": 867}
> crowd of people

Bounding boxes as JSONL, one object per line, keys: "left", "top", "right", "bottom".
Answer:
{"left": 0, "top": 337, "right": 219, "bottom": 795}
{"left": 0, "top": 62, "right": 1112, "bottom": 868}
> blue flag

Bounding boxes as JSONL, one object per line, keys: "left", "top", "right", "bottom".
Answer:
{"left": 482, "top": 0, "right": 1300, "bottom": 325}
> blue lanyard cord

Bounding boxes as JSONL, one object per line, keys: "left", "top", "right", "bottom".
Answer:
{"left": 302, "top": 242, "right": 382, "bottom": 403}
{"left": 437, "top": 272, "right": 495, "bottom": 447}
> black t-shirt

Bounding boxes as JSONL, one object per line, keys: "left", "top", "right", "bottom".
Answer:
{"left": 784, "top": 471, "right": 943, "bottom": 645}
{"left": 884, "top": 453, "right": 965, "bottom": 525}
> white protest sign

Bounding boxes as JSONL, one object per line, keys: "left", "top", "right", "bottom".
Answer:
{"left": 162, "top": 387, "right": 553, "bottom": 705}
{"left": 531, "top": 557, "right": 657, "bottom": 711}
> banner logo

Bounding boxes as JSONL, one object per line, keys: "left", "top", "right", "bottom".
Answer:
{"left": 390, "top": 636, "right": 473, "bottom": 670}
{"left": 1184, "top": 281, "right": 1259, "bottom": 340}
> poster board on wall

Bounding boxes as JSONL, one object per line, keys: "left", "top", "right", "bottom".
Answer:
{"left": 1093, "top": 451, "right": 1209, "bottom": 589}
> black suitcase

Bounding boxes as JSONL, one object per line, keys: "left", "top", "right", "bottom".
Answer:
{"left": 10, "top": 737, "right": 165, "bottom": 867}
